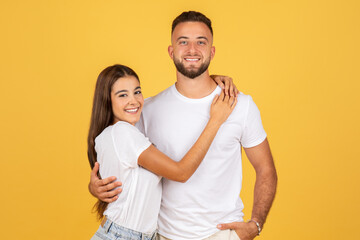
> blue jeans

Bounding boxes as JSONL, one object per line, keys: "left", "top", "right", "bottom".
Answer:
{"left": 91, "top": 218, "right": 157, "bottom": 240}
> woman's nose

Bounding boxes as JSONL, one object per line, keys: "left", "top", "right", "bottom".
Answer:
{"left": 128, "top": 95, "right": 138, "bottom": 105}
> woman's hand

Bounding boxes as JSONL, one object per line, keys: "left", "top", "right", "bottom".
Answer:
{"left": 210, "top": 90, "right": 237, "bottom": 125}
{"left": 210, "top": 75, "right": 240, "bottom": 97}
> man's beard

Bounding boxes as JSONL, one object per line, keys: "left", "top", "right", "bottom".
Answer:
{"left": 173, "top": 56, "right": 211, "bottom": 79}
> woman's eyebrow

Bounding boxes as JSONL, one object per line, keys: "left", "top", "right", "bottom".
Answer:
{"left": 114, "top": 89, "right": 128, "bottom": 95}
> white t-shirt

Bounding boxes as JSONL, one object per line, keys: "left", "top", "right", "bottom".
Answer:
{"left": 95, "top": 121, "right": 162, "bottom": 234}
{"left": 137, "top": 85, "right": 267, "bottom": 240}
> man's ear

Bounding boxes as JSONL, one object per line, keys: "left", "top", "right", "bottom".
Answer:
{"left": 168, "top": 45, "right": 174, "bottom": 60}
{"left": 210, "top": 46, "right": 215, "bottom": 60}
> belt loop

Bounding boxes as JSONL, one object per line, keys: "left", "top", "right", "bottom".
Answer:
{"left": 103, "top": 219, "right": 112, "bottom": 233}
{"left": 149, "top": 230, "right": 156, "bottom": 240}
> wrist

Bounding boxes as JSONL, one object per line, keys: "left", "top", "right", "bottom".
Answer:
{"left": 207, "top": 117, "right": 222, "bottom": 128}
{"left": 247, "top": 219, "right": 262, "bottom": 236}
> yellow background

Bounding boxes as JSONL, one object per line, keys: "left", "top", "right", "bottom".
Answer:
{"left": 1, "top": 0, "right": 359, "bottom": 239}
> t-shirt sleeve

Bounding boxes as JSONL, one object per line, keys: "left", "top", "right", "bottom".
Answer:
{"left": 111, "top": 122, "right": 152, "bottom": 168}
{"left": 240, "top": 96, "right": 267, "bottom": 148}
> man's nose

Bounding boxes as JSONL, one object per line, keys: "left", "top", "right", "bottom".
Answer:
{"left": 187, "top": 42, "right": 196, "bottom": 54}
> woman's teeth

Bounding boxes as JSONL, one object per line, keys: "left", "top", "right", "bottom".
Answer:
{"left": 125, "top": 108, "right": 138, "bottom": 113}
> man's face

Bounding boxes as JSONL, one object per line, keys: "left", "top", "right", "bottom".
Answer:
{"left": 168, "top": 21, "right": 215, "bottom": 79}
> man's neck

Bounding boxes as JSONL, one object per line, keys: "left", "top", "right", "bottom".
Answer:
{"left": 175, "top": 70, "right": 217, "bottom": 99}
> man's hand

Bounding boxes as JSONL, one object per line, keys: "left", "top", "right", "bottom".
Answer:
{"left": 88, "top": 162, "right": 123, "bottom": 203}
{"left": 217, "top": 221, "right": 259, "bottom": 240}
{"left": 210, "top": 75, "right": 240, "bottom": 97}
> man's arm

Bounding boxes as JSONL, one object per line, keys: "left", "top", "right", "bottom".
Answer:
{"left": 245, "top": 138, "right": 277, "bottom": 227}
{"left": 217, "top": 138, "right": 277, "bottom": 240}
{"left": 88, "top": 162, "right": 123, "bottom": 203}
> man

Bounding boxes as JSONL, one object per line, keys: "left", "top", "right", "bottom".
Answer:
{"left": 89, "top": 11, "right": 277, "bottom": 240}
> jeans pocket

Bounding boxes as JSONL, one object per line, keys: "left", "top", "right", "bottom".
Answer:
{"left": 91, "top": 225, "right": 111, "bottom": 240}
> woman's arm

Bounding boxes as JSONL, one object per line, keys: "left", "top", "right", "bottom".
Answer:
{"left": 138, "top": 90, "right": 237, "bottom": 182}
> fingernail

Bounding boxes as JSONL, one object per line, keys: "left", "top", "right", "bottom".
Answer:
{"left": 217, "top": 224, "right": 222, "bottom": 228}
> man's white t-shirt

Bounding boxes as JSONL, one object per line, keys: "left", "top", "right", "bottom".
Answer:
{"left": 137, "top": 85, "right": 267, "bottom": 240}
{"left": 95, "top": 121, "right": 162, "bottom": 234}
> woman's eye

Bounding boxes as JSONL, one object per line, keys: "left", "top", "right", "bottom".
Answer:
{"left": 119, "top": 94, "right": 127, "bottom": 97}
{"left": 135, "top": 90, "right": 142, "bottom": 95}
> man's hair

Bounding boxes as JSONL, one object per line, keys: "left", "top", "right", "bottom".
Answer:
{"left": 172, "top": 11, "right": 213, "bottom": 36}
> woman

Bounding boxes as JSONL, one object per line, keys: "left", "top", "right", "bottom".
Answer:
{"left": 88, "top": 64, "right": 236, "bottom": 240}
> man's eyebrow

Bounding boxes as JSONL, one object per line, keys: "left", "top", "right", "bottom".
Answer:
{"left": 114, "top": 89, "right": 128, "bottom": 95}
{"left": 197, "top": 36, "right": 209, "bottom": 41}
{"left": 176, "top": 36, "right": 189, "bottom": 41}
{"left": 176, "top": 36, "right": 209, "bottom": 42}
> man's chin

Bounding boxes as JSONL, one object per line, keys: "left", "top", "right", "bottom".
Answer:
{"left": 174, "top": 60, "right": 209, "bottom": 79}
{"left": 182, "top": 71, "right": 203, "bottom": 79}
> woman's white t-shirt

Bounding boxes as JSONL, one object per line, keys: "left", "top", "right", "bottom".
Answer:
{"left": 95, "top": 121, "right": 162, "bottom": 234}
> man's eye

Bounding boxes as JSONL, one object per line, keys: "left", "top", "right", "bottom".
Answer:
{"left": 179, "top": 41, "right": 187, "bottom": 45}
{"left": 198, "top": 41, "right": 205, "bottom": 45}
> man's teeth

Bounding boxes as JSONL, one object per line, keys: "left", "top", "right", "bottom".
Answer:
{"left": 185, "top": 58, "right": 199, "bottom": 61}
{"left": 125, "top": 108, "right": 138, "bottom": 113}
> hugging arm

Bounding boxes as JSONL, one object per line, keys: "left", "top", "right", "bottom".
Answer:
{"left": 89, "top": 90, "right": 237, "bottom": 201}
{"left": 138, "top": 90, "right": 236, "bottom": 182}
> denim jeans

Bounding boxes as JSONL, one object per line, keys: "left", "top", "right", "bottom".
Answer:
{"left": 91, "top": 218, "right": 157, "bottom": 240}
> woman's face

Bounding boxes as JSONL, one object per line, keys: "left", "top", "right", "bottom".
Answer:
{"left": 111, "top": 76, "right": 144, "bottom": 125}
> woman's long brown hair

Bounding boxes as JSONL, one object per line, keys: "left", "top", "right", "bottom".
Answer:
{"left": 87, "top": 64, "right": 139, "bottom": 220}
